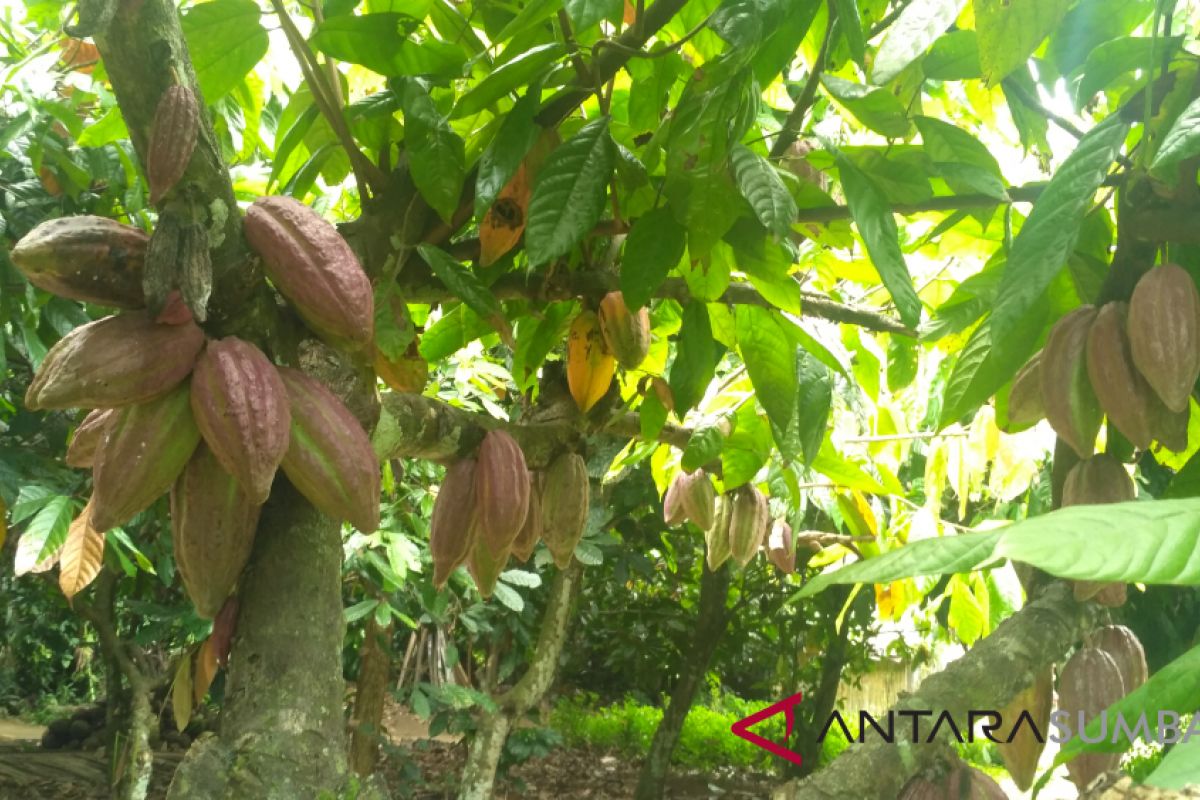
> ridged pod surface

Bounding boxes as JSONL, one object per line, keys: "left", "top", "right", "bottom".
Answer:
{"left": 66, "top": 408, "right": 116, "bottom": 468}
{"left": 147, "top": 86, "right": 199, "bottom": 204}
{"left": 996, "top": 666, "right": 1052, "bottom": 791}
{"left": 1062, "top": 454, "right": 1136, "bottom": 507}
{"left": 243, "top": 196, "right": 373, "bottom": 348}
{"left": 662, "top": 473, "right": 688, "bottom": 526}
{"left": 467, "top": 521, "right": 508, "bottom": 599}
{"left": 25, "top": 312, "right": 204, "bottom": 411}
{"left": 1041, "top": 306, "right": 1102, "bottom": 457}
{"left": 567, "top": 311, "right": 615, "bottom": 412}
{"left": 541, "top": 452, "right": 589, "bottom": 569}
{"left": 663, "top": 470, "right": 715, "bottom": 529}
{"left": 171, "top": 444, "right": 262, "bottom": 619}
{"left": 1059, "top": 647, "right": 1124, "bottom": 791}
{"left": 1005, "top": 353, "right": 1045, "bottom": 429}
{"left": 1093, "top": 624, "right": 1148, "bottom": 693}
{"left": 1128, "top": 264, "right": 1200, "bottom": 412}
{"left": 91, "top": 384, "right": 201, "bottom": 531}
{"left": 1086, "top": 302, "right": 1154, "bottom": 449}
{"left": 11, "top": 215, "right": 147, "bottom": 308}
{"left": 729, "top": 486, "right": 769, "bottom": 567}
{"left": 767, "top": 520, "right": 794, "bottom": 574}
{"left": 1150, "top": 398, "right": 1190, "bottom": 452}
{"left": 474, "top": 430, "right": 531, "bottom": 558}
{"left": 898, "top": 765, "right": 1007, "bottom": 799}
{"left": 190, "top": 338, "right": 291, "bottom": 504}
{"left": 430, "top": 460, "right": 478, "bottom": 588}
{"left": 705, "top": 496, "right": 732, "bottom": 571}
{"left": 277, "top": 367, "right": 380, "bottom": 532}
{"left": 512, "top": 474, "right": 542, "bottom": 563}
{"left": 598, "top": 291, "right": 651, "bottom": 369}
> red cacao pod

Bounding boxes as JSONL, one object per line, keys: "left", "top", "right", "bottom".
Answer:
{"left": 11, "top": 215, "right": 147, "bottom": 308}
{"left": 474, "top": 430, "right": 531, "bottom": 558}
{"left": 512, "top": 473, "right": 542, "bottom": 563}
{"left": 996, "top": 666, "right": 1053, "bottom": 791}
{"left": 1005, "top": 353, "right": 1045, "bottom": 430}
{"left": 598, "top": 291, "right": 651, "bottom": 369}
{"left": 190, "top": 338, "right": 291, "bottom": 504}
{"left": 147, "top": 86, "right": 199, "bottom": 205}
{"left": 243, "top": 196, "right": 373, "bottom": 349}
{"left": 277, "top": 367, "right": 380, "bottom": 533}
{"left": 1086, "top": 302, "right": 1155, "bottom": 450}
{"left": 541, "top": 451, "right": 589, "bottom": 569}
{"left": 1128, "top": 263, "right": 1200, "bottom": 412}
{"left": 706, "top": 495, "right": 732, "bottom": 571}
{"left": 66, "top": 408, "right": 116, "bottom": 468}
{"left": 729, "top": 485, "right": 769, "bottom": 567}
{"left": 25, "top": 312, "right": 204, "bottom": 411}
{"left": 171, "top": 444, "right": 261, "bottom": 619}
{"left": 1042, "top": 306, "right": 1102, "bottom": 457}
{"left": 767, "top": 519, "right": 794, "bottom": 574}
{"left": 430, "top": 459, "right": 478, "bottom": 588}
{"left": 91, "top": 383, "right": 201, "bottom": 531}
{"left": 1059, "top": 646, "right": 1124, "bottom": 791}
{"left": 1092, "top": 624, "right": 1148, "bottom": 693}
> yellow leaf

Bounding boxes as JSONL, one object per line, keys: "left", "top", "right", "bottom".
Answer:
{"left": 58, "top": 500, "right": 105, "bottom": 600}
{"left": 479, "top": 163, "right": 529, "bottom": 267}
{"left": 171, "top": 655, "right": 193, "bottom": 733}
{"left": 193, "top": 639, "right": 219, "bottom": 705}
{"left": 567, "top": 311, "right": 615, "bottom": 412}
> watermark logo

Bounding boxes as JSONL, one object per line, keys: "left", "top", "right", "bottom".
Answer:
{"left": 729, "top": 692, "right": 805, "bottom": 767}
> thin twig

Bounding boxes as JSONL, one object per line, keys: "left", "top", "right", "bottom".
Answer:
{"left": 592, "top": 10, "right": 715, "bottom": 60}
{"left": 770, "top": 4, "right": 837, "bottom": 158}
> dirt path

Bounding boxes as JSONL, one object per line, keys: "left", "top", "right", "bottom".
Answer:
{"left": 0, "top": 719, "right": 45, "bottom": 742}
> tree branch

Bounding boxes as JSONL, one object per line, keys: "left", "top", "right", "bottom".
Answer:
{"left": 770, "top": 4, "right": 836, "bottom": 159}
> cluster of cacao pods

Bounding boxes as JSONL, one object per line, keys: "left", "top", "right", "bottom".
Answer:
{"left": 898, "top": 761, "right": 1006, "bottom": 799}
{"left": 1008, "top": 264, "right": 1200, "bottom": 455}
{"left": 664, "top": 472, "right": 786, "bottom": 572}
{"left": 429, "top": 435, "right": 589, "bottom": 596}
{"left": 566, "top": 291, "right": 652, "bottom": 412}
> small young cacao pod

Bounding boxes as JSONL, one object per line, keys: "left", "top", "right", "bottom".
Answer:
{"left": 1041, "top": 306, "right": 1102, "bottom": 457}
{"left": 705, "top": 495, "right": 733, "bottom": 571}
{"left": 1059, "top": 646, "right": 1124, "bottom": 791}
{"left": 995, "top": 666, "right": 1053, "bottom": 791}
{"left": 1128, "top": 263, "right": 1200, "bottom": 413}
{"left": 766, "top": 519, "right": 794, "bottom": 574}
{"left": 567, "top": 310, "right": 615, "bottom": 412}
{"left": 541, "top": 451, "right": 589, "bottom": 569}
{"left": 1086, "top": 302, "right": 1155, "bottom": 450}
{"left": 1004, "top": 353, "right": 1045, "bottom": 430}
{"left": 728, "top": 485, "right": 769, "bottom": 567}
{"left": 598, "top": 290, "right": 651, "bottom": 369}
{"left": 1092, "top": 624, "right": 1148, "bottom": 693}
{"left": 65, "top": 408, "right": 116, "bottom": 468}
{"left": 511, "top": 473, "right": 542, "bottom": 563}
{"left": 147, "top": 85, "right": 199, "bottom": 205}
{"left": 11, "top": 215, "right": 148, "bottom": 309}
{"left": 474, "top": 430, "right": 531, "bottom": 558}
{"left": 430, "top": 459, "right": 478, "bottom": 588}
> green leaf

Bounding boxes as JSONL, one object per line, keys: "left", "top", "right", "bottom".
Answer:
{"left": 1048, "top": 0, "right": 1154, "bottom": 76}
{"left": 13, "top": 495, "right": 73, "bottom": 577}
{"left": 679, "top": 245, "right": 731, "bottom": 302}
{"left": 416, "top": 245, "right": 509, "bottom": 339}
{"left": 974, "top": 0, "right": 1072, "bottom": 86}
{"left": 772, "top": 347, "right": 832, "bottom": 463}
{"left": 419, "top": 305, "right": 493, "bottom": 361}
{"left": 669, "top": 303, "right": 722, "bottom": 416}
{"left": 181, "top": 0, "right": 269, "bottom": 102}
{"left": 269, "top": 104, "right": 320, "bottom": 190}
{"left": 1147, "top": 723, "right": 1200, "bottom": 788}
{"left": 1151, "top": 95, "right": 1200, "bottom": 181}
{"left": 735, "top": 306, "right": 796, "bottom": 435}
{"left": 730, "top": 145, "right": 797, "bottom": 239}
{"left": 496, "top": 0, "right": 563, "bottom": 42}
{"left": 831, "top": 0, "right": 866, "bottom": 69}
{"left": 991, "top": 113, "right": 1130, "bottom": 349}
{"left": 564, "top": 0, "right": 620, "bottom": 30}
{"left": 1075, "top": 36, "right": 1182, "bottom": 111}
{"left": 344, "top": 599, "right": 379, "bottom": 623}
{"left": 682, "top": 423, "right": 728, "bottom": 473}
{"left": 820, "top": 75, "right": 912, "bottom": 139}
{"left": 492, "top": 582, "right": 525, "bottom": 612}
{"left": 398, "top": 80, "right": 465, "bottom": 222}
{"left": 811, "top": 442, "right": 894, "bottom": 495}
{"left": 621, "top": 206, "right": 686, "bottom": 310}
{"left": 474, "top": 83, "right": 541, "bottom": 220}
{"left": 872, "top": 0, "right": 967, "bottom": 85}
{"left": 751, "top": 0, "right": 821, "bottom": 85}
{"left": 77, "top": 106, "right": 128, "bottom": 148}
{"left": 915, "top": 115, "right": 1008, "bottom": 200}
{"left": 525, "top": 117, "right": 614, "bottom": 266}
{"left": 311, "top": 14, "right": 466, "bottom": 78}
{"left": 512, "top": 301, "right": 575, "bottom": 390}
{"left": 835, "top": 148, "right": 922, "bottom": 326}
{"left": 923, "top": 30, "right": 981, "bottom": 80}
{"left": 452, "top": 44, "right": 563, "bottom": 119}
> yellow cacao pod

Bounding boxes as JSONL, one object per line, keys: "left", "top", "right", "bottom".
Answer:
{"left": 430, "top": 459, "right": 478, "bottom": 588}
{"left": 1086, "top": 302, "right": 1155, "bottom": 450}
{"left": 598, "top": 291, "right": 651, "bottom": 369}
{"left": 995, "top": 666, "right": 1052, "bottom": 791}
{"left": 541, "top": 452, "right": 589, "bottom": 569}
{"left": 1128, "top": 263, "right": 1200, "bottom": 413}
{"left": 1041, "top": 306, "right": 1102, "bottom": 457}
{"left": 474, "top": 430, "right": 531, "bottom": 558}
{"left": 567, "top": 310, "right": 615, "bottom": 412}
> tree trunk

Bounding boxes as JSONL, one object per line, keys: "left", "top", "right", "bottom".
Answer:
{"left": 350, "top": 615, "right": 394, "bottom": 777}
{"left": 167, "top": 483, "right": 350, "bottom": 799}
{"left": 459, "top": 563, "right": 582, "bottom": 800}
{"left": 634, "top": 562, "right": 732, "bottom": 800}
{"left": 789, "top": 592, "right": 854, "bottom": 779}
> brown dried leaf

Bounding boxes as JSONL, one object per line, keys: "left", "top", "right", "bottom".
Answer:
{"left": 193, "top": 638, "right": 219, "bottom": 705}
{"left": 58, "top": 501, "right": 105, "bottom": 600}
{"left": 171, "top": 655, "right": 193, "bottom": 733}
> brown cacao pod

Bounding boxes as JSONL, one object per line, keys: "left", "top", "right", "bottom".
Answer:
{"left": 706, "top": 495, "right": 732, "bottom": 571}
{"left": 567, "top": 310, "right": 615, "bottom": 412}
{"left": 156, "top": 291, "right": 194, "bottom": 326}
{"left": 1075, "top": 580, "right": 1128, "bottom": 606}
{"left": 598, "top": 291, "right": 651, "bottom": 369}
{"left": 1062, "top": 454, "right": 1136, "bottom": 507}
{"left": 276, "top": 367, "right": 380, "bottom": 533}
{"left": 541, "top": 451, "right": 589, "bottom": 569}
{"left": 1128, "top": 263, "right": 1200, "bottom": 413}
{"left": 1086, "top": 302, "right": 1155, "bottom": 450}
{"left": 466, "top": 520, "right": 508, "bottom": 599}
{"left": 996, "top": 665, "right": 1053, "bottom": 791}
{"left": 430, "top": 459, "right": 478, "bottom": 588}
{"left": 1060, "top": 646, "right": 1124, "bottom": 791}
{"left": 190, "top": 337, "right": 291, "bottom": 504}
{"left": 511, "top": 473, "right": 542, "bottom": 563}
{"left": 899, "top": 764, "right": 1007, "bottom": 799}
{"left": 243, "top": 196, "right": 374, "bottom": 349}
{"left": 1042, "top": 305, "right": 1102, "bottom": 457}
{"left": 147, "top": 86, "right": 199, "bottom": 205}
{"left": 25, "top": 312, "right": 204, "bottom": 411}
{"left": 728, "top": 485, "right": 769, "bottom": 567}
{"left": 171, "top": 444, "right": 262, "bottom": 619}
{"left": 91, "top": 383, "right": 201, "bottom": 531}
{"left": 66, "top": 408, "right": 116, "bottom": 468}
{"left": 766, "top": 519, "right": 794, "bottom": 574}
{"left": 1149, "top": 396, "right": 1190, "bottom": 452}
{"left": 1092, "top": 624, "right": 1148, "bottom": 694}
{"left": 1005, "top": 353, "right": 1045, "bottom": 429}
{"left": 474, "top": 430, "right": 531, "bottom": 558}
{"left": 11, "top": 215, "right": 147, "bottom": 308}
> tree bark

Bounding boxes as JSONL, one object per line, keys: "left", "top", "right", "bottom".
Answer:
{"left": 634, "top": 562, "right": 732, "bottom": 800}
{"left": 460, "top": 563, "right": 582, "bottom": 800}
{"left": 349, "top": 615, "right": 394, "bottom": 777}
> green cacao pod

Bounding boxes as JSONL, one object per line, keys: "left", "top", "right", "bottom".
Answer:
{"left": 91, "top": 383, "right": 201, "bottom": 531}
{"left": 466, "top": 519, "right": 508, "bottom": 599}
{"left": 1093, "top": 624, "right": 1148, "bottom": 694}
{"left": 511, "top": 473, "right": 542, "bottom": 563}
{"left": 277, "top": 367, "right": 380, "bottom": 533}
{"left": 541, "top": 451, "right": 589, "bottom": 569}
{"left": 766, "top": 519, "right": 794, "bottom": 574}
{"left": 705, "top": 495, "right": 732, "bottom": 571}
{"left": 663, "top": 469, "right": 715, "bottom": 529}
{"left": 147, "top": 86, "right": 199, "bottom": 205}
{"left": 1086, "top": 302, "right": 1155, "bottom": 450}
{"left": 243, "top": 196, "right": 374, "bottom": 349}
{"left": 728, "top": 485, "right": 769, "bottom": 567}
{"left": 11, "top": 215, "right": 147, "bottom": 308}
{"left": 430, "top": 459, "right": 478, "bottom": 588}
{"left": 66, "top": 408, "right": 116, "bottom": 468}
{"left": 25, "top": 312, "right": 204, "bottom": 411}
{"left": 1060, "top": 646, "right": 1124, "bottom": 791}
{"left": 190, "top": 338, "right": 291, "bottom": 505}
{"left": 474, "top": 430, "right": 531, "bottom": 558}
{"left": 1005, "top": 353, "right": 1045, "bottom": 430}
{"left": 1041, "top": 305, "right": 1102, "bottom": 457}
{"left": 171, "top": 444, "right": 261, "bottom": 619}
{"left": 1128, "top": 263, "right": 1200, "bottom": 413}
{"left": 996, "top": 666, "right": 1052, "bottom": 792}
{"left": 598, "top": 290, "right": 651, "bottom": 369}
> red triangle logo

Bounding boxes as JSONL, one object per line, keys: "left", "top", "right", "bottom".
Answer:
{"left": 729, "top": 692, "right": 804, "bottom": 767}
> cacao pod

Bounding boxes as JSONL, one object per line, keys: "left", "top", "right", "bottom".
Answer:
{"left": 243, "top": 196, "right": 374, "bottom": 348}
{"left": 466, "top": 520, "right": 509, "bottom": 599}
{"left": 147, "top": 85, "right": 199, "bottom": 205}
{"left": 1042, "top": 306, "right": 1102, "bottom": 457}
{"left": 567, "top": 310, "right": 615, "bottom": 412}
{"left": 11, "top": 216, "right": 147, "bottom": 308}
{"left": 996, "top": 666, "right": 1053, "bottom": 791}
{"left": 663, "top": 469, "right": 715, "bottom": 529}
{"left": 1074, "top": 580, "right": 1127, "bottom": 606}
{"left": 171, "top": 444, "right": 262, "bottom": 619}
{"left": 210, "top": 596, "right": 239, "bottom": 667}
{"left": 190, "top": 338, "right": 291, "bottom": 504}
{"left": 728, "top": 485, "right": 769, "bottom": 567}
{"left": 479, "top": 162, "right": 528, "bottom": 268}
{"left": 512, "top": 473, "right": 542, "bottom": 563}
{"left": 1086, "top": 302, "right": 1155, "bottom": 450}
{"left": 1093, "top": 624, "right": 1148, "bottom": 694}
{"left": 1005, "top": 353, "right": 1045, "bottom": 429}
{"left": 1150, "top": 396, "right": 1190, "bottom": 452}
{"left": 66, "top": 408, "right": 116, "bottom": 468}
{"left": 156, "top": 291, "right": 194, "bottom": 326}
{"left": 430, "top": 459, "right": 478, "bottom": 588}
{"left": 705, "top": 495, "right": 732, "bottom": 571}
{"left": 767, "top": 519, "right": 794, "bottom": 574}
{"left": 598, "top": 291, "right": 651, "bottom": 369}
{"left": 25, "top": 312, "right": 204, "bottom": 411}
{"left": 651, "top": 377, "right": 675, "bottom": 413}
{"left": 91, "top": 383, "right": 202, "bottom": 531}
{"left": 1128, "top": 263, "right": 1200, "bottom": 413}
{"left": 898, "top": 764, "right": 1007, "bottom": 799}
{"left": 541, "top": 451, "right": 589, "bottom": 569}
{"left": 276, "top": 367, "right": 380, "bottom": 533}
{"left": 1062, "top": 454, "right": 1135, "bottom": 507}
{"left": 474, "top": 430, "right": 531, "bottom": 558}
{"left": 1059, "top": 646, "right": 1124, "bottom": 791}
{"left": 662, "top": 473, "right": 688, "bottom": 526}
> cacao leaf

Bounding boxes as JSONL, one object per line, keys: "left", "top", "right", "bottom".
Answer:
{"left": 668, "top": 303, "right": 722, "bottom": 416}
{"left": 193, "top": 638, "right": 219, "bottom": 704}
{"left": 452, "top": 44, "right": 563, "bottom": 119}
{"left": 311, "top": 14, "right": 465, "bottom": 78}
{"left": 975, "top": 0, "right": 1072, "bottom": 86}
{"left": 735, "top": 306, "right": 796, "bottom": 436}
{"left": 872, "top": 0, "right": 967, "bottom": 85}
{"left": 478, "top": 164, "right": 530, "bottom": 268}
{"left": 474, "top": 83, "right": 541, "bottom": 220}
{"left": 417, "top": 244, "right": 511, "bottom": 342}
{"left": 620, "top": 206, "right": 686, "bottom": 311}
{"left": 398, "top": 79, "right": 466, "bottom": 223}
{"left": 730, "top": 144, "right": 796, "bottom": 239}
{"left": 830, "top": 0, "right": 865, "bottom": 68}
{"left": 181, "top": 0, "right": 269, "bottom": 101}
{"left": 1151, "top": 95, "right": 1200, "bottom": 180}
{"left": 525, "top": 117, "right": 614, "bottom": 266}
{"left": 57, "top": 501, "right": 105, "bottom": 600}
